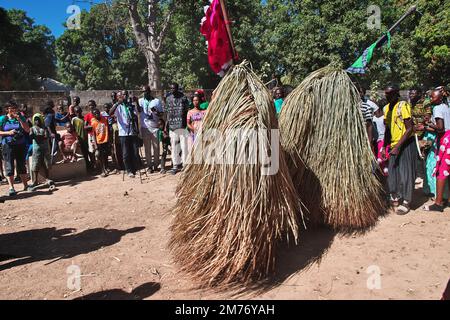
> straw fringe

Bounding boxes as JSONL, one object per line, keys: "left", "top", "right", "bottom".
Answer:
{"left": 169, "top": 61, "right": 303, "bottom": 287}
{"left": 279, "top": 66, "right": 385, "bottom": 231}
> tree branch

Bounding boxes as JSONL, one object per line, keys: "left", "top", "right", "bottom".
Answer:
{"left": 127, "top": 0, "right": 150, "bottom": 55}
{"left": 147, "top": 0, "right": 157, "bottom": 52}
{"left": 155, "top": 1, "right": 176, "bottom": 53}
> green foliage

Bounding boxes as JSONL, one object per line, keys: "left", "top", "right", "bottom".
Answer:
{"left": 55, "top": 3, "right": 146, "bottom": 90}
{"left": 0, "top": 8, "right": 55, "bottom": 90}
{"left": 54, "top": 0, "right": 449, "bottom": 90}
{"left": 160, "top": 0, "right": 218, "bottom": 89}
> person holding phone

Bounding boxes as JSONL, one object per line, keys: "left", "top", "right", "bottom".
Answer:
{"left": 0, "top": 100, "right": 31, "bottom": 196}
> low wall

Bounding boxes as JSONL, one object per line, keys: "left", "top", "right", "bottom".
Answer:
{"left": 0, "top": 89, "right": 215, "bottom": 115}
{"left": 0, "top": 91, "right": 68, "bottom": 114}
{"left": 69, "top": 89, "right": 214, "bottom": 108}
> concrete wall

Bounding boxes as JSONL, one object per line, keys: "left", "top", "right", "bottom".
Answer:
{"left": 0, "top": 89, "right": 214, "bottom": 116}
{"left": 69, "top": 89, "right": 214, "bottom": 108}
{"left": 0, "top": 91, "right": 68, "bottom": 115}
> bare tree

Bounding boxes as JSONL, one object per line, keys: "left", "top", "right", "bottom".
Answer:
{"left": 125, "top": 0, "right": 175, "bottom": 90}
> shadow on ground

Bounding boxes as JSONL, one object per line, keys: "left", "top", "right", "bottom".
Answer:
{"left": 0, "top": 190, "right": 54, "bottom": 202}
{"left": 0, "top": 226, "right": 145, "bottom": 271}
{"left": 0, "top": 176, "right": 100, "bottom": 203}
{"left": 410, "top": 187, "right": 431, "bottom": 211}
{"left": 74, "top": 282, "right": 161, "bottom": 300}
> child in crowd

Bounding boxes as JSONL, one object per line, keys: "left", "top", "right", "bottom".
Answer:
{"left": 373, "top": 106, "right": 389, "bottom": 176}
{"left": 55, "top": 105, "right": 70, "bottom": 127}
{"left": 58, "top": 122, "right": 79, "bottom": 162}
{"left": 102, "top": 103, "right": 118, "bottom": 172}
{"left": 158, "top": 119, "right": 171, "bottom": 174}
{"left": 91, "top": 108, "right": 110, "bottom": 177}
{"left": 28, "top": 113, "right": 55, "bottom": 191}
{"left": 72, "top": 106, "right": 93, "bottom": 173}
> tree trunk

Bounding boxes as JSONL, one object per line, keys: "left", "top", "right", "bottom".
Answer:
{"left": 146, "top": 51, "right": 161, "bottom": 91}
{"left": 127, "top": 0, "right": 174, "bottom": 91}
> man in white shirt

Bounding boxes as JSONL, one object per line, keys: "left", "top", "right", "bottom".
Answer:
{"left": 359, "top": 87, "right": 379, "bottom": 148}
{"left": 139, "top": 86, "right": 163, "bottom": 173}
{"left": 109, "top": 91, "right": 140, "bottom": 178}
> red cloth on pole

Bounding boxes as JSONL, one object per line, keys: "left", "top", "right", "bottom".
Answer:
{"left": 200, "top": 0, "right": 234, "bottom": 77}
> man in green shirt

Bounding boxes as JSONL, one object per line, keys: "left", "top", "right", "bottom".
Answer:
{"left": 274, "top": 87, "right": 285, "bottom": 117}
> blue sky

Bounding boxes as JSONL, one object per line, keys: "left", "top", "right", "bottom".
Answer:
{"left": 0, "top": 0, "right": 93, "bottom": 37}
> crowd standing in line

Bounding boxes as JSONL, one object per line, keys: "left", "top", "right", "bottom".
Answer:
{"left": 1, "top": 82, "right": 449, "bottom": 217}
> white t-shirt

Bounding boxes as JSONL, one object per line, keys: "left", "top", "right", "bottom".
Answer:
{"left": 366, "top": 99, "right": 379, "bottom": 114}
{"left": 373, "top": 115, "right": 385, "bottom": 142}
{"left": 114, "top": 103, "right": 139, "bottom": 137}
{"left": 433, "top": 103, "right": 450, "bottom": 131}
{"left": 139, "top": 97, "right": 163, "bottom": 131}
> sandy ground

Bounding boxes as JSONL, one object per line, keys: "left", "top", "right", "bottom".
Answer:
{"left": 0, "top": 172, "right": 448, "bottom": 300}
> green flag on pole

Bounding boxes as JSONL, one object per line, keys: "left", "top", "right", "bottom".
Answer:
{"left": 347, "top": 32, "right": 391, "bottom": 74}
{"left": 346, "top": 42, "right": 378, "bottom": 74}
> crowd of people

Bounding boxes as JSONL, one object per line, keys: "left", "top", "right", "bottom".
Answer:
{"left": 1, "top": 81, "right": 450, "bottom": 216}
{"left": 357, "top": 85, "right": 450, "bottom": 215}
{"left": 0, "top": 83, "right": 210, "bottom": 197}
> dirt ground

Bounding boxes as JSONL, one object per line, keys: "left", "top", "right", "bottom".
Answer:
{"left": 0, "top": 172, "right": 448, "bottom": 300}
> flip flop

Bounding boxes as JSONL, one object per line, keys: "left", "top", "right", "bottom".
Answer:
{"left": 396, "top": 205, "right": 410, "bottom": 215}
{"left": 423, "top": 203, "right": 444, "bottom": 212}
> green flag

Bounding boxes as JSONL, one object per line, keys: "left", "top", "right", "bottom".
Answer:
{"left": 346, "top": 42, "right": 377, "bottom": 74}
{"left": 347, "top": 32, "right": 391, "bottom": 74}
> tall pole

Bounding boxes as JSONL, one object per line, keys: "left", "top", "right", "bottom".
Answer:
{"left": 218, "top": 0, "right": 238, "bottom": 65}
{"left": 375, "top": 5, "right": 417, "bottom": 49}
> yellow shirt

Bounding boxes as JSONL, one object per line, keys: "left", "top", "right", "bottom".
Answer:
{"left": 384, "top": 101, "right": 412, "bottom": 148}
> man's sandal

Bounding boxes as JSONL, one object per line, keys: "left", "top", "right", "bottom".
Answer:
{"left": 396, "top": 204, "right": 410, "bottom": 215}
{"left": 423, "top": 203, "right": 444, "bottom": 212}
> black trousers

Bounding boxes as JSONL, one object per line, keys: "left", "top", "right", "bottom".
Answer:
{"left": 2, "top": 143, "right": 27, "bottom": 177}
{"left": 119, "top": 136, "right": 140, "bottom": 174}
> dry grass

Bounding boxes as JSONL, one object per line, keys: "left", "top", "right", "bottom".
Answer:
{"left": 169, "top": 61, "right": 304, "bottom": 288}
{"left": 279, "top": 65, "right": 385, "bottom": 231}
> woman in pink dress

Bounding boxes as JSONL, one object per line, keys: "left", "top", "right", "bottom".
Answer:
{"left": 187, "top": 95, "right": 206, "bottom": 148}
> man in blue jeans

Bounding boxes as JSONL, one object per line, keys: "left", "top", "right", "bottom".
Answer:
{"left": 109, "top": 91, "right": 141, "bottom": 178}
